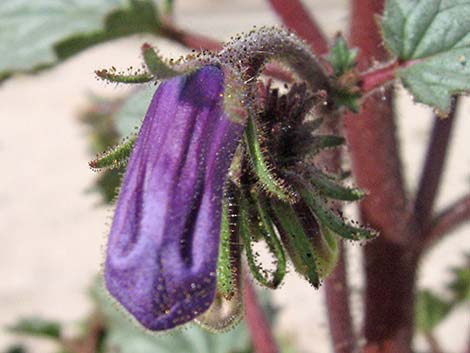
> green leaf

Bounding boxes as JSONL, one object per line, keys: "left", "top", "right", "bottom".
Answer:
{"left": 415, "top": 290, "right": 453, "bottom": 332}
{"left": 381, "top": 0, "right": 470, "bottom": 113}
{"left": 7, "top": 317, "right": 62, "bottom": 339}
{"left": 327, "top": 34, "right": 358, "bottom": 77}
{"left": 448, "top": 253, "right": 470, "bottom": 303}
{"left": 398, "top": 50, "right": 470, "bottom": 114}
{"left": 3, "top": 344, "right": 27, "bottom": 353}
{"left": 0, "top": 0, "right": 160, "bottom": 81}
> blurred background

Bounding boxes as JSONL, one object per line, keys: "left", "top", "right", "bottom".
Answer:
{"left": 0, "top": 0, "right": 468, "bottom": 352}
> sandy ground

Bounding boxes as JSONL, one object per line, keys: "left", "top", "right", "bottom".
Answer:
{"left": 0, "top": 1, "right": 469, "bottom": 352}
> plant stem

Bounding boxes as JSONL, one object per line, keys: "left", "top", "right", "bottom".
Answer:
{"left": 345, "top": 1, "right": 416, "bottom": 353}
{"left": 358, "top": 59, "right": 419, "bottom": 94}
{"left": 424, "top": 332, "right": 444, "bottom": 353}
{"left": 423, "top": 195, "right": 470, "bottom": 251}
{"left": 243, "top": 275, "right": 279, "bottom": 353}
{"left": 320, "top": 114, "right": 357, "bottom": 353}
{"left": 159, "top": 21, "right": 221, "bottom": 50}
{"left": 266, "top": 0, "right": 329, "bottom": 55}
{"left": 415, "top": 99, "right": 458, "bottom": 235}
{"left": 324, "top": 243, "right": 357, "bottom": 353}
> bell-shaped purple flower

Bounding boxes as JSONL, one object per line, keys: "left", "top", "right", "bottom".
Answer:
{"left": 105, "top": 66, "right": 244, "bottom": 330}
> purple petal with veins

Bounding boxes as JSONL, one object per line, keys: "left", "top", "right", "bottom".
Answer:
{"left": 105, "top": 66, "right": 243, "bottom": 330}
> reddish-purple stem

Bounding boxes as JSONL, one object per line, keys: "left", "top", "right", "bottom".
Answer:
{"left": 319, "top": 114, "right": 357, "bottom": 353}
{"left": 415, "top": 99, "right": 458, "bottom": 235}
{"left": 267, "top": 0, "right": 329, "bottom": 55}
{"left": 423, "top": 195, "right": 470, "bottom": 251}
{"left": 345, "top": 1, "right": 416, "bottom": 353}
{"left": 243, "top": 276, "right": 279, "bottom": 353}
{"left": 324, "top": 244, "right": 357, "bottom": 353}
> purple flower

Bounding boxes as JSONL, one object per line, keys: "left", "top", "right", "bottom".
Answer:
{"left": 104, "top": 66, "right": 244, "bottom": 330}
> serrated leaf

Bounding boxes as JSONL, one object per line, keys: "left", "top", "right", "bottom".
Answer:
{"left": 382, "top": 0, "right": 470, "bottom": 60}
{"left": 381, "top": 0, "right": 470, "bottom": 113}
{"left": 327, "top": 34, "right": 358, "bottom": 77}
{"left": 0, "top": 0, "right": 161, "bottom": 82}
{"left": 7, "top": 317, "right": 61, "bottom": 339}
{"left": 397, "top": 49, "right": 470, "bottom": 114}
{"left": 415, "top": 290, "right": 453, "bottom": 332}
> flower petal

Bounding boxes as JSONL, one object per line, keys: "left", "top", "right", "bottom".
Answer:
{"left": 105, "top": 66, "right": 243, "bottom": 330}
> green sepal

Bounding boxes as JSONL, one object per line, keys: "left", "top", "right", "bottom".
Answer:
{"left": 141, "top": 43, "right": 179, "bottom": 79}
{"left": 315, "top": 225, "right": 339, "bottom": 278}
{"left": 199, "top": 184, "right": 243, "bottom": 332}
{"left": 308, "top": 135, "right": 345, "bottom": 155}
{"left": 239, "top": 193, "right": 286, "bottom": 289}
{"left": 216, "top": 186, "right": 242, "bottom": 299}
{"left": 89, "top": 136, "right": 136, "bottom": 170}
{"left": 308, "top": 168, "right": 366, "bottom": 201}
{"left": 95, "top": 69, "right": 153, "bottom": 84}
{"left": 244, "top": 116, "right": 295, "bottom": 202}
{"left": 269, "top": 199, "right": 320, "bottom": 288}
{"left": 195, "top": 287, "right": 244, "bottom": 333}
{"left": 331, "top": 89, "right": 360, "bottom": 113}
{"left": 298, "top": 184, "right": 377, "bottom": 241}
{"left": 327, "top": 34, "right": 358, "bottom": 77}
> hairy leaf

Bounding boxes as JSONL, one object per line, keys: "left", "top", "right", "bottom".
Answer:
{"left": 381, "top": 0, "right": 470, "bottom": 113}
{"left": 327, "top": 34, "right": 358, "bottom": 77}
{"left": 0, "top": 0, "right": 160, "bottom": 82}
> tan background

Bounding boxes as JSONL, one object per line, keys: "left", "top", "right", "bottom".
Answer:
{"left": 0, "top": 1, "right": 468, "bottom": 352}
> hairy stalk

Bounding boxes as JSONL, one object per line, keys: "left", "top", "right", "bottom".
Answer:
{"left": 243, "top": 276, "right": 279, "bottom": 353}
{"left": 159, "top": 22, "right": 293, "bottom": 82}
{"left": 415, "top": 99, "right": 458, "bottom": 237}
{"left": 219, "top": 27, "right": 331, "bottom": 95}
{"left": 345, "top": 1, "right": 415, "bottom": 353}
{"left": 266, "top": 0, "right": 329, "bottom": 55}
